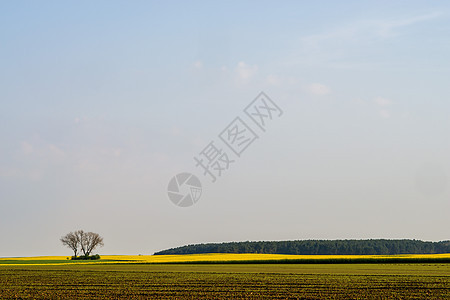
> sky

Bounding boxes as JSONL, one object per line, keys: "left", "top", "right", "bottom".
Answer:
{"left": 1, "top": 1, "right": 449, "bottom": 257}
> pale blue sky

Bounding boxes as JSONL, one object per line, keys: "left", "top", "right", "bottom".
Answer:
{"left": 1, "top": 1, "right": 449, "bottom": 256}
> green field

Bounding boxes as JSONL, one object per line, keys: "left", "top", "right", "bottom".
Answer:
{"left": 1, "top": 259, "right": 449, "bottom": 299}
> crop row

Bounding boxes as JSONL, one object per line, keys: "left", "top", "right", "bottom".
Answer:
{"left": 0, "top": 269, "right": 448, "bottom": 299}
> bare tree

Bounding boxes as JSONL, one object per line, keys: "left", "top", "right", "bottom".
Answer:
{"left": 74, "top": 230, "right": 86, "bottom": 256}
{"left": 80, "top": 231, "right": 104, "bottom": 256}
{"left": 61, "top": 230, "right": 104, "bottom": 257}
{"left": 60, "top": 232, "right": 80, "bottom": 257}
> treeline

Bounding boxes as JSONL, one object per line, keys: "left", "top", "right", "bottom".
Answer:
{"left": 154, "top": 239, "right": 450, "bottom": 255}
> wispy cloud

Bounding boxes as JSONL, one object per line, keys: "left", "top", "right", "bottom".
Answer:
{"left": 235, "top": 61, "right": 258, "bottom": 82}
{"left": 301, "top": 27, "right": 358, "bottom": 49}
{"left": 193, "top": 60, "right": 203, "bottom": 69}
{"left": 306, "top": 83, "right": 331, "bottom": 96}
{"left": 265, "top": 75, "right": 299, "bottom": 87}
{"left": 374, "top": 97, "right": 393, "bottom": 118}
{"left": 376, "top": 12, "right": 443, "bottom": 38}
{"left": 294, "top": 12, "right": 444, "bottom": 69}
{"left": 48, "top": 144, "right": 66, "bottom": 159}
{"left": 21, "top": 141, "right": 34, "bottom": 155}
{"left": 374, "top": 97, "right": 392, "bottom": 107}
{"left": 266, "top": 74, "right": 282, "bottom": 86}
{"left": 302, "top": 12, "right": 443, "bottom": 46}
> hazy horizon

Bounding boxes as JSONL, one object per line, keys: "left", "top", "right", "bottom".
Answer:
{"left": 1, "top": 1, "right": 449, "bottom": 257}
{"left": 2, "top": 238, "right": 449, "bottom": 258}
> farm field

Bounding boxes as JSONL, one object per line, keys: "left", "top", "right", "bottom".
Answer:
{"left": 1, "top": 253, "right": 449, "bottom": 265}
{"left": 0, "top": 254, "right": 449, "bottom": 299}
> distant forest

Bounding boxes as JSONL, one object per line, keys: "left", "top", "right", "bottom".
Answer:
{"left": 154, "top": 240, "right": 450, "bottom": 255}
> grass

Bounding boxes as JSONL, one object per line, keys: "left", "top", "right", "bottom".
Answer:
{"left": 2, "top": 262, "right": 450, "bottom": 275}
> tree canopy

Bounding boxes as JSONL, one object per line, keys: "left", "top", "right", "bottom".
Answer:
{"left": 60, "top": 230, "right": 104, "bottom": 258}
{"left": 154, "top": 239, "right": 450, "bottom": 255}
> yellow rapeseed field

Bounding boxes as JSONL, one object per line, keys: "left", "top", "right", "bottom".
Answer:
{"left": 0, "top": 253, "right": 449, "bottom": 266}
{"left": 102, "top": 253, "right": 450, "bottom": 263}
{"left": 0, "top": 256, "right": 64, "bottom": 261}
